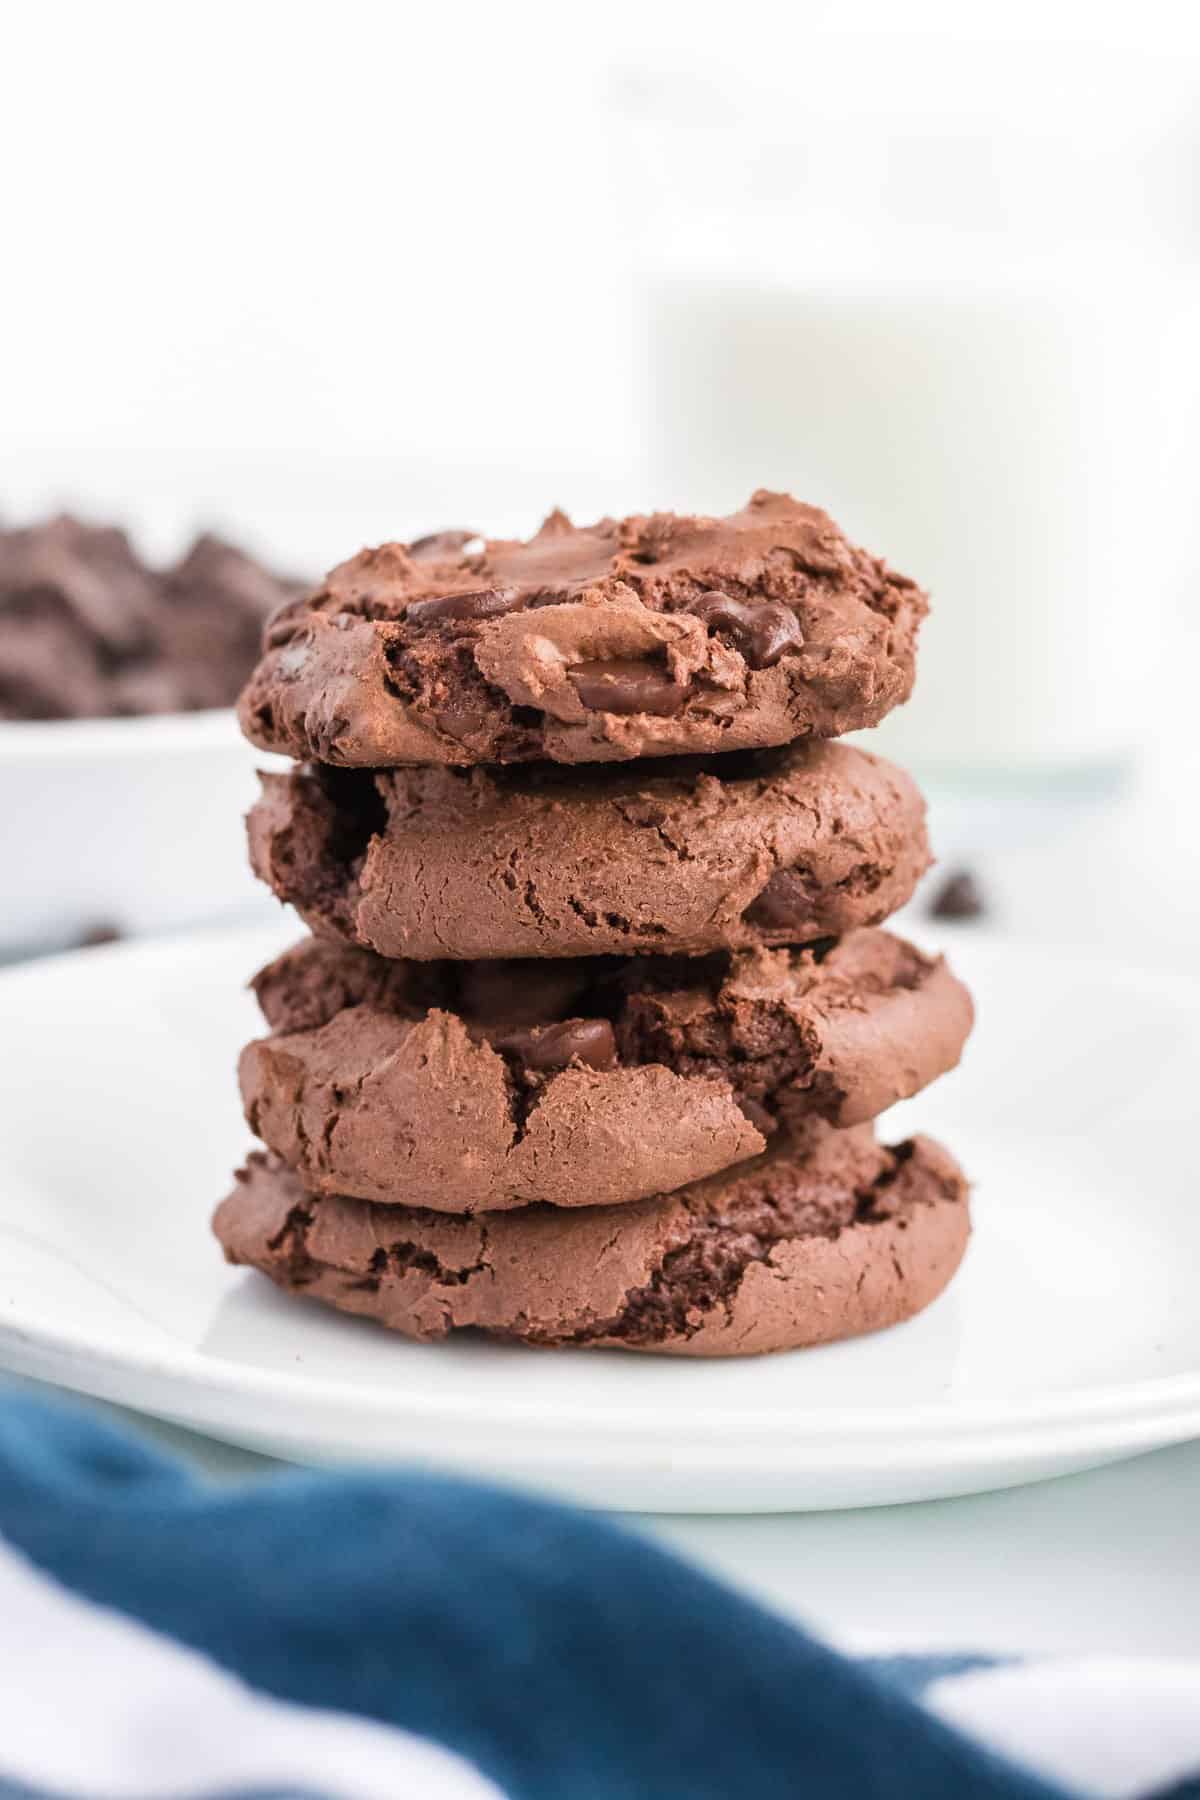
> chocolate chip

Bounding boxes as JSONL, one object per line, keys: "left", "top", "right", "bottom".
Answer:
{"left": 406, "top": 587, "right": 521, "bottom": 626}
{"left": 690, "top": 591, "right": 754, "bottom": 635}
{"left": 737, "top": 1097, "right": 777, "bottom": 1137}
{"left": 743, "top": 601, "right": 804, "bottom": 668}
{"left": 928, "top": 869, "right": 986, "bottom": 922}
{"left": 408, "top": 530, "right": 479, "bottom": 562}
{"left": 743, "top": 866, "right": 817, "bottom": 929}
{"left": 434, "top": 703, "right": 492, "bottom": 744}
{"left": 494, "top": 1017, "right": 618, "bottom": 1072}
{"left": 76, "top": 921, "right": 122, "bottom": 948}
{"left": 689, "top": 591, "right": 803, "bottom": 669}
{"left": 569, "top": 658, "right": 688, "bottom": 716}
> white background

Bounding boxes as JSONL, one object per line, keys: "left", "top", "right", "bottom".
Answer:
{"left": 5, "top": 0, "right": 1200, "bottom": 567}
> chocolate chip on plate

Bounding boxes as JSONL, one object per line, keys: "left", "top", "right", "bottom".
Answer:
{"left": 928, "top": 869, "right": 987, "bottom": 922}
{"left": 76, "top": 921, "right": 123, "bottom": 948}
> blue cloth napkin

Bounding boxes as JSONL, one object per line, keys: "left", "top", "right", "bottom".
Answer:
{"left": 0, "top": 1391, "right": 1194, "bottom": 1800}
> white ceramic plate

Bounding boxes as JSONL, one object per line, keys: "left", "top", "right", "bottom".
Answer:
{"left": 0, "top": 924, "right": 1197, "bottom": 1512}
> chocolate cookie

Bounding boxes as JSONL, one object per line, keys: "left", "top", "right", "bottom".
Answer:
{"left": 213, "top": 1125, "right": 970, "bottom": 1356}
{"left": 238, "top": 490, "right": 926, "bottom": 768}
{"left": 0, "top": 516, "right": 157, "bottom": 719}
{"left": 239, "top": 930, "right": 973, "bottom": 1212}
{"left": 153, "top": 534, "right": 307, "bottom": 713}
{"left": 247, "top": 740, "right": 929, "bottom": 962}
{"left": 0, "top": 514, "right": 301, "bottom": 720}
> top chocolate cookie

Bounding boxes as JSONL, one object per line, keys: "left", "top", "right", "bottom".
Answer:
{"left": 239, "top": 490, "right": 927, "bottom": 768}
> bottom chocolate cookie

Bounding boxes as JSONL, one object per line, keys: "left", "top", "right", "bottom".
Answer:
{"left": 213, "top": 1123, "right": 969, "bottom": 1357}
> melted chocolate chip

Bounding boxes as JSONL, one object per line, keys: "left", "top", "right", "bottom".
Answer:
{"left": 569, "top": 658, "right": 688, "bottom": 717}
{"left": 406, "top": 586, "right": 521, "bottom": 625}
{"left": 928, "top": 869, "right": 986, "bottom": 922}
{"left": 494, "top": 1017, "right": 618, "bottom": 1072}
{"left": 433, "top": 703, "right": 492, "bottom": 744}
{"left": 743, "top": 866, "right": 818, "bottom": 929}
{"left": 689, "top": 591, "right": 754, "bottom": 636}
{"left": 408, "top": 530, "right": 479, "bottom": 562}
{"left": 689, "top": 591, "right": 803, "bottom": 669}
{"left": 744, "top": 601, "right": 805, "bottom": 667}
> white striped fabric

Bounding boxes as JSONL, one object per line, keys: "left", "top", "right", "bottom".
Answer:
{"left": 926, "top": 1658, "right": 1200, "bottom": 1799}
{"left": 0, "top": 1536, "right": 499, "bottom": 1800}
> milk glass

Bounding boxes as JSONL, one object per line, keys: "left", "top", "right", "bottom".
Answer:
{"left": 625, "top": 49, "right": 1200, "bottom": 782}
{"left": 649, "top": 260, "right": 1194, "bottom": 778}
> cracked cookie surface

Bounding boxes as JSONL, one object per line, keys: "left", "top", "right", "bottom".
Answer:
{"left": 238, "top": 929, "right": 973, "bottom": 1212}
{"left": 247, "top": 738, "right": 929, "bottom": 962}
{"left": 213, "top": 1124, "right": 969, "bottom": 1355}
{"left": 238, "top": 490, "right": 926, "bottom": 768}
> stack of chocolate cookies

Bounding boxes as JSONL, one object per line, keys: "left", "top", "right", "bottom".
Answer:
{"left": 215, "top": 491, "right": 973, "bottom": 1357}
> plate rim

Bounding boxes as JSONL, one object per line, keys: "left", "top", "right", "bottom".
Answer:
{"left": 3, "top": 1249, "right": 1200, "bottom": 1450}
{"left": 3, "top": 1312, "right": 1200, "bottom": 1474}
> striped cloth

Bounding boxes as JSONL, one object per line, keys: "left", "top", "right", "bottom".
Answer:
{"left": 0, "top": 1392, "right": 1196, "bottom": 1800}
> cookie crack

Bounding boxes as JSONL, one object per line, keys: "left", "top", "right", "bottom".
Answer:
{"left": 565, "top": 894, "right": 668, "bottom": 939}
{"left": 266, "top": 1202, "right": 317, "bottom": 1287}
{"left": 521, "top": 875, "right": 550, "bottom": 927}
{"left": 383, "top": 1236, "right": 492, "bottom": 1288}
{"left": 497, "top": 1054, "right": 542, "bottom": 1150}
{"left": 561, "top": 1146, "right": 918, "bottom": 1347}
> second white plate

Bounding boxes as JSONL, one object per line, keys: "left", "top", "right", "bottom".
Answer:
{"left": 0, "top": 924, "right": 1197, "bottom": 1510}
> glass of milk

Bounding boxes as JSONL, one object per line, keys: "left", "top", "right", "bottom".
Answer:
{"left": 621, "top": 36, "right": 1200, "bottom": 784}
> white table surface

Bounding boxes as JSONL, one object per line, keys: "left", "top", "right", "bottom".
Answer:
{"left": 8, "top": 738, "right": 1200, "bottom": 1664}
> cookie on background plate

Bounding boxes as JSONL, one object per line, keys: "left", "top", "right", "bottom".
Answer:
{"left": 248, "top": 740, "right": 929, "bottom": 963}
{"left": 239, "top": 490, "right": 926, "bottom": 768}
{"left": 238, "top": 930, "right": 974, "bottom": 1213}
{"left": 0, "top": 515, "right": 300, "bottom": 719}
{"left": 214, "top": 1124, "right": 969, "bottom": 1356}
